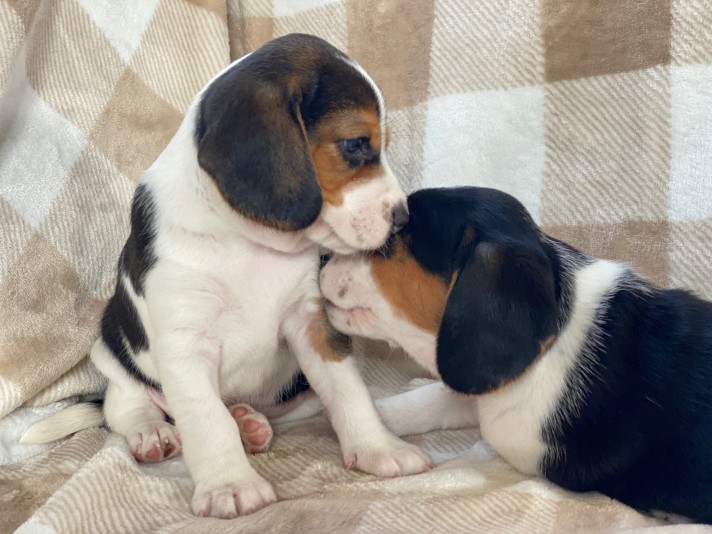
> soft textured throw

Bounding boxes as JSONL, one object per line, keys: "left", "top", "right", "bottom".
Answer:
{"left": 1, "top": 0, "right": 711, "bottom": 532}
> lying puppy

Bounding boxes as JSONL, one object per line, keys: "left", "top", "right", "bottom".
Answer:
{"left": 320, "top": 186, "right": 712, "bottom": 523}
{"left": 24, "top": 34, "right": 431, "bottom": 518}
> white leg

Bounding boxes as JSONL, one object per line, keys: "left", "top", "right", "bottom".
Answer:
{"left": 376, "top": 382, "right": 479, "bottom": 437}
{"left": 104, "top": 380, "right": 181, "bottom": 462}
{"left": 283, "top": 302, "right": 433, "bottom": 477}
{"left": 156, "top": 333, "right": 276, "bottom": 519}
{"left": 92, "top": 339, "right": 181, "bottom": 463}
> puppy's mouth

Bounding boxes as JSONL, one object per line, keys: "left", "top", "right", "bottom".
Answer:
{"left": 324, "top": 300, "right": 372, "bottom": 317}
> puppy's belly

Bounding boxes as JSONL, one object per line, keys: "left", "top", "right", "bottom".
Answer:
{"left": 129, "top": 305, "right": 303, "bottom": 409}
{"left": 218, "top": 341, "right": 302, "bottom": 407}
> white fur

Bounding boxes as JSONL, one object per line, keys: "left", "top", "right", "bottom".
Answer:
{"left": 19, "top": 403, "right": 104, "bottom": 444}
{"left": 320, "top": 254, "right": 439, "bottom": 375}
{"left": 476, "top": 260, "right": 625, "bottom": 474}
{"left": 320, "top": 253, "right": 627, "bottom": 476}
{"left": 19, "top": 51, "right": 428, "bottom": 519}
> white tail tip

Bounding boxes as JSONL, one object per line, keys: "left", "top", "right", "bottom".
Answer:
{"left": 20, "top": 403, "right": 104, "bottom": 444}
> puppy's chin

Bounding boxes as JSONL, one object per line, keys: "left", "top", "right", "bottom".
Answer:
{"left": 306, "top": 217, "right": 390, "bottom": 254}
{"left": 324, "top": 301, "right": 376, "bottom": 336}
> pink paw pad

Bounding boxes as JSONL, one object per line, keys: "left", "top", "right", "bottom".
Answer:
{"left": 229, "top": 403, "right": 274, "bottom": 454}
{"left": 128, "top": 422, "right": 182, "bottom": 463}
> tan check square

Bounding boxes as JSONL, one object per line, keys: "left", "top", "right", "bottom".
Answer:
{"left": 274, "top": 2, "right": 347, "bottom": 51}
{"left": 346, "top": 0, "right": 434, "bottom": 110}
{"left": 39, "top": 144, "right": 133, "bottom": 292}
{"left": 540, "top": 67, "right": 671, "bottom": 226}
{"left": 0, "top": 1, "right": 24, "bottom": 88}
{"left": 542, "top": 0, "right": 671, "bottom": 82}
{"left": 23, "top": 0, "right": 126, "bottom": 134}
{"left": 0, "top": 232, "right": 101, "bottom": 408}
{"left": 544, "top": 221, "right": 671, "bottom": 287}
{"left": 129, "top": 0, "right": 229, "bottom": 113}
{"left": 89, "top": 69, "right": 182, "bottom": 182}
{"left": 429, "top": 0, "right": 544, "bottom": 96}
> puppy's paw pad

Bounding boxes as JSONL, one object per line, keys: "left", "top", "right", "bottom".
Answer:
{"left": 345, "top": 439, "right": 433, "bottom": 478}
{"left": 229, "top": 403, "right": 274, "bottom": 454}
{"left": 126, "top": 421, "right": 181, "bottom": 463}
{"left": 192, "top": 475, "right": 277, "bottom": 518}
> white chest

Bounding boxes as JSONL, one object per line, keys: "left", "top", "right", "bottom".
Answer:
{"left": 146, "top": 235, "right": 317, "bottom": 403}
{"left": 476, "top": 366, "right": 559, "bottom": 475}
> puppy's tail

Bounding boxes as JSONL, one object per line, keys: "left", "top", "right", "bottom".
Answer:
{"left": 20, "top": 402, "right": 105, "bottom": 444}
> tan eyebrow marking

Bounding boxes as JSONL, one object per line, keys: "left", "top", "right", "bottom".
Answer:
{"left": 309, "top": 109, "right": 383, "bottom": 206}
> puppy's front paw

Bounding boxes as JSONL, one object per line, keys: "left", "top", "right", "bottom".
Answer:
{"left": 192, "top": 473, "right": 277, "bottom": 518}
{"left": 344, "top": 437, "right": 433, "bottom": 477}
{"left": 229, "top": 403, "right": 274, "bottom": 454}
{"left": 126, "top": 421, "right": 181, "bottom": 462}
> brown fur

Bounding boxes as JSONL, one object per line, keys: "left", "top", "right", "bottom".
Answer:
{"left": 307, "top": 300, "right": 354, "bottom": 361}
{"left": 371, "top": 239, "right": 450, "bottom": 334}
{"left": 309, "top": 109, "right": 383, "bottom": 206}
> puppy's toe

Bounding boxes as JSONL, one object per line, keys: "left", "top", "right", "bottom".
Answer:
{"left": 192, "top": 473, "right": 277, "bottom": 518}
{"left": 127, "top": 421, "right": 181, "bottom": 463}
{"left": 345, "top": 437, "right": 433, "bottom": 477}
{"left": 229, "top": 403, "right": 274, "bottom": 454}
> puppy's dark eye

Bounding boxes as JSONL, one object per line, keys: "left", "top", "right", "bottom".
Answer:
{"left": 340, "top": 137, "right": 369, "bottom": 155}
{"left": 338, "top": 137, "right": 376, "bottom": 168}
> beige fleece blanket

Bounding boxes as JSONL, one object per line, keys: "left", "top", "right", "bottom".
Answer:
{"left": 2, "top": 0, "right": 712, "bottom": 531}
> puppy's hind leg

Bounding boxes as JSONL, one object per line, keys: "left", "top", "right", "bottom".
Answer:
{"left": 93, "top": 340, "right": 181, "bottom": 463}
{"left": 104, "top": 380, "right": 181, "bottom": 462}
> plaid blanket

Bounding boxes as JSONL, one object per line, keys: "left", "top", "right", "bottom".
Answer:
{"left": 1, "top": 0, "right": 711, "bottom": 531}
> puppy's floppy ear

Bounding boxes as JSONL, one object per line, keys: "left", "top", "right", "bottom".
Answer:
{"left": 195, "top": 55, "right": 322, "bottom": 231}
{"left": 437, "top": 238, "right": 558, "bottom": 394}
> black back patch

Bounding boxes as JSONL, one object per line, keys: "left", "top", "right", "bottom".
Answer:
{"left": 120, "top": 184, "right": 157, "bottom": 296}
{"left": 101, "top": 277, "right": 159, "bottom": 389}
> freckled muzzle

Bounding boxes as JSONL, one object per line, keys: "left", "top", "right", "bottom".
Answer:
{"left": 319, "top": 254, "right": 378, "bottom": 334}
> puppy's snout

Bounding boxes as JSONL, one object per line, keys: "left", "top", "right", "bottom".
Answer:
{"left": 390, "top": 203, "right": 409, "bottom": 234}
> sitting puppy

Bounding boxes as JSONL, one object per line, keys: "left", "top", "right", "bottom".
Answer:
{"left": 320, "top": 186, "right": 712, "bottom": 523}
{"left": 24, "top": 34, "right": 431, "bottom": 518}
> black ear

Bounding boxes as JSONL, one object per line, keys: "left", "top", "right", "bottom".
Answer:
{"left": 195, "top": 56, "right": 322, "bottom": 231}
{"left": 437, "top": 238, "right": 558, "bottom": 394}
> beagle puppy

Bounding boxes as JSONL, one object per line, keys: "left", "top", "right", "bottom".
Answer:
{"left": 24, "top": 34, "right": 431, "bottom": 518}
{"left": 320, "top": 186, "right": 712, "bottom": 523}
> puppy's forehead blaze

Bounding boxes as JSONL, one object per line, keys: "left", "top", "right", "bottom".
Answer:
{"left": 310, "top": 108, "right": 384, "bottom": 206}
{"left": 370, "top": 239, "right": 451, "bottom": 334}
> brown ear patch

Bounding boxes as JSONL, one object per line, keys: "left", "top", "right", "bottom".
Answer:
{"left": 307, "top": 300, "right": 353, "bottom": 362}
{"left": 539, "top": 335, "right": 556, "bottom": 356}
{"left": 371, "top": 238, "right": 450, "bottom": 334}
{"left": 309, "top": 109, "right": 384, "bottom": 206}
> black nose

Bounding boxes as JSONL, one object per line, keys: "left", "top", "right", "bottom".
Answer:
{"left": 391, "top": 203, "right": 409, "bottom": 234}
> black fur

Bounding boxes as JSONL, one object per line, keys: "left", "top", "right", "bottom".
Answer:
{"left": 195, "top": 33, "right": 379, "bottom": 231}
{"left": 100, "top": 184, "right": 159, "bottom": 388}
{"left": 101, "top": 278, "right": 158, "bottom": 389}
{"left": 401, "top": 186, "right": 712, "bottom": 523}
{"left": 275, "top": 372, "right": 311, "bottom": 404}
{"left": 543, "top": 281, "right": 712, "bottom": 522}
{"left": 120, "top": 184, "right": 157, "bottom": 296}
{"left": 403, "top": 188, "right": 561, "bottom": 393}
